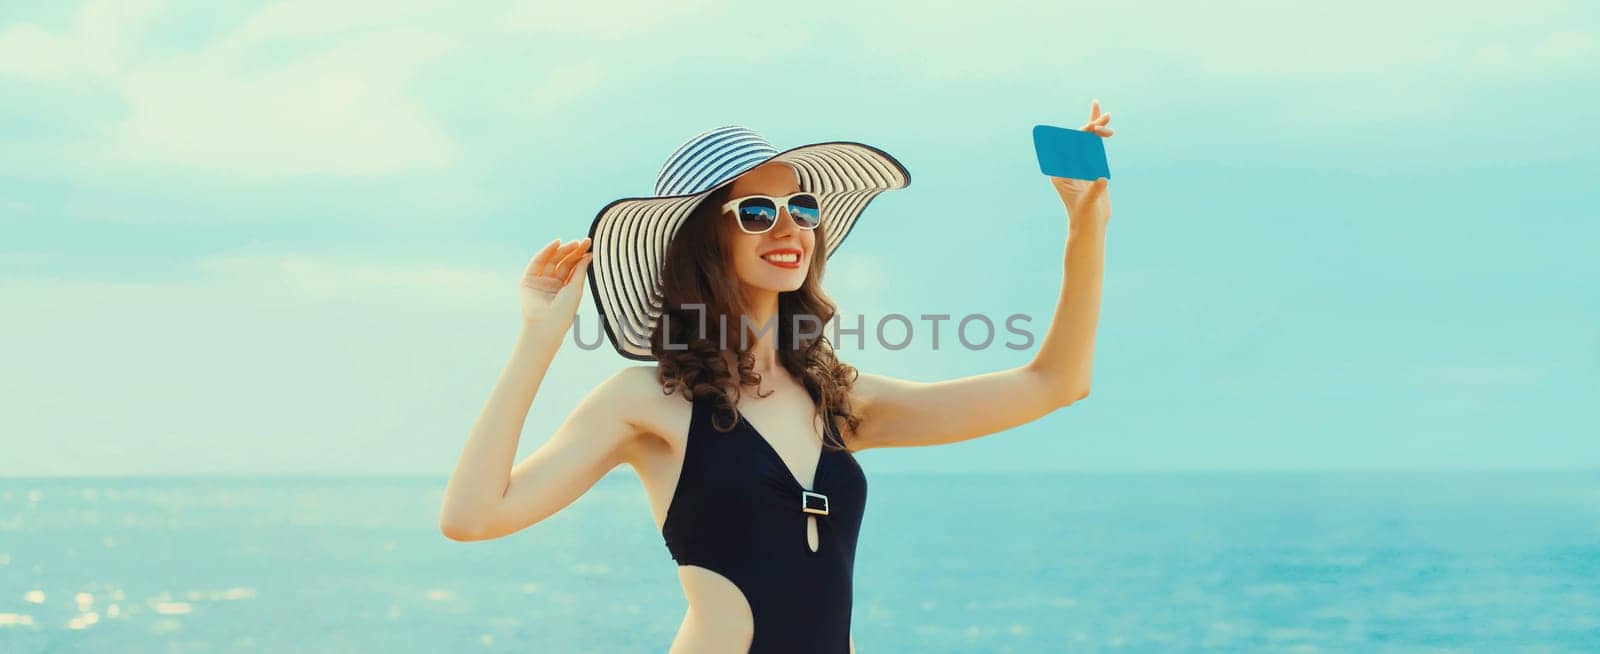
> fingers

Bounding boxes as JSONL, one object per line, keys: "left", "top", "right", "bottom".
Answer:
{"left": 535, "top": 238, "right": 585, "bottom": 278}
{"left": 1054, "top": 175, "right": 1108, "bottom": 197}
{"left": 1050, "top": 175, "right": 1085, "bottom": 191}
{"left": 567, "top": 252, "right": 594, "bottom": 287}
{"left": 524, "top": 238, "right": 561, "bottom": 277}
{"left": 1080, "top": 98, "right": 1113, "bottom": 136}
{"left": 1081, "top": 111, "right": 1112, "bottom": 134}
{"left": 552, "top": 252, "right": 594, "bottom": 311}
{"left": 525, "top": 237, "right": 593, "bottom": 283}
{"left": 552, "top": 237, "right": 592, "bottom": 283}
{"left": 1085, "top": 177, "right": 1109, "bottom": 202}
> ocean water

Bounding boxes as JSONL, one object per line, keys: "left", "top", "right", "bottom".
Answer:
{"left": 1, "top": 471, "right": 1597, "bottom": 653}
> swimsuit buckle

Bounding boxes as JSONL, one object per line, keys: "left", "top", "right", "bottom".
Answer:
{"left": 801, "top": 490, "right": 829, "bottom": 516}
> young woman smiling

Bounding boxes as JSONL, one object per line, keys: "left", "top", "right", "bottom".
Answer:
{"left": 440, "top": 101, "right": 1115, "bottom": 653}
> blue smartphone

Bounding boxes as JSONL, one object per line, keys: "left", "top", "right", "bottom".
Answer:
{"left": 1033, "top": 124, "right": 1110, "bottom": 181}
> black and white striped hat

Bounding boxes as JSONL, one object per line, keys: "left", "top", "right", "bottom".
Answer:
{"left": 585, "top": 125, "right": 911, "bottom": 361}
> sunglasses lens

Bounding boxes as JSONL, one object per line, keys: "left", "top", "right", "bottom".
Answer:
{"left": 787, "top": 194, "right": 821, "bottom": 227}
{"left": 736, "top": 198, "right": 779, "bottom": 232}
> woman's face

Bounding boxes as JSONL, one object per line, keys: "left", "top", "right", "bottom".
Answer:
{"left": 718, "top": 162, "right": 816, "bottom": 295}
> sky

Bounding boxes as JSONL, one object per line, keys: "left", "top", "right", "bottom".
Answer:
{"left": 2, "top": 0, "right": 1596, "bottom": 476}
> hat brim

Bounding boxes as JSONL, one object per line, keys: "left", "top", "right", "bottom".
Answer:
{"left": 585, "top": 140, "right": 911, "bottom": 361}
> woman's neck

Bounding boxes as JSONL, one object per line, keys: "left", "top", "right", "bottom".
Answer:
{"left": 741, "top": 289, "right": 781, "bottom": 375}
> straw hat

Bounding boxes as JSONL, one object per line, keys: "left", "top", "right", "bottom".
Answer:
{"left": 585, "top": 125, "right": 911, "bottom": 360}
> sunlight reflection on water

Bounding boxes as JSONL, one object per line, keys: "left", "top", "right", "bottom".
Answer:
{"left": 0, "top": 473, "right": 1596, "bottom": 652}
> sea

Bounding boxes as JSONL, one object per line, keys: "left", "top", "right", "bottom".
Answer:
{"left": 1, "top": 471, "right": 1597, "bottom": 653}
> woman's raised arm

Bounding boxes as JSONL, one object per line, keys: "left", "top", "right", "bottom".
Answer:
{"left": 839, "top": 101, "right": 1114, "bottom": 451}
{"left": 439, "top": 237, "right": 641, "bottom": 542}
{"left": 440, "top": 360, "right": 646, "bottom": 541}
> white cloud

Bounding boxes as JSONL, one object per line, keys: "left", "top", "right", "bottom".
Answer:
{"left": 193, "top": 252, "right": 505, "bottom": 302}
{"left": 825, "top": 253, "right": 888, "bottom": 297}
{"left": 1476, "top": 30, "right": 1597, "bottom": 76}
{"left": 0, "top": 251, "right": 621, "bottom": 476}
{"left": 0, "top": 0, "right": 744, "bottom": 177}
{"left": 531, "top": 62, "right": 603, "bottom": 108}
{"left": 0, "top": 24, "right": 75, "bottom": 79}
{"left": 221, "top": 0, "right": 456, "bottom": 44}
{"left": 107, "top": 29, "right": 458, "bottom": 176}
{"left": 0, "top": 0, "right": 163, "bottom": 80}
{"left": 849, "top": 0, "right": 1595, "bottom": 80}
{"left": 501, "top": 0, "right": 725, "bottom": 36}
{"left": 0, "top": 0, "right": 460, "bottom": 176}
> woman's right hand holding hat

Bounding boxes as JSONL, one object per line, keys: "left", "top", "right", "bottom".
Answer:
{"left": 520, "top": 237, "right": 592, "bottom": 330}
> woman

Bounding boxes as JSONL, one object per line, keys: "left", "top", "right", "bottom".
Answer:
{"left": 440, "top": 101, "right": 1114, "bottom": 653}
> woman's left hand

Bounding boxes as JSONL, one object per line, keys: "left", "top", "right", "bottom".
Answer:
{"left": 1049, "top": 99, "right": 1113, "bottom": 232}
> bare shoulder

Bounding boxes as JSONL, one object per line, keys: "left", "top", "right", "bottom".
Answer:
{"left": 836, "top": 369, "right": 906, "bottom": 451}
{"left": 846, "top": 370, "right": 902, "bottom": 418}
{"left": 592, "top": 364, "right": 694, "bottom": 463}
{"left": 849, "top": 370, "right": 894, "bottom": 406}
{"left": 583, "top": 364, "right": 667, "bottom": 427}
{"left": 597, "top": 364, "right": 663, "bottom": 402}
{"left": 828, "top": 371, "right": 863, "bottom": 451}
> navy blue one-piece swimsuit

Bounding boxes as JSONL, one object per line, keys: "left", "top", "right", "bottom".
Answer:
{"left": 661, "top": 393, "right": 869, "bottom": 653}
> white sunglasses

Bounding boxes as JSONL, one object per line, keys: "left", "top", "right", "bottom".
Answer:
{"left": 720, "top": 192, "right": 822, "bottom": 234}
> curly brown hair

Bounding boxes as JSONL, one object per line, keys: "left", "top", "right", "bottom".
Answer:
{"left": 649, "top": 185, "right": 861, "bottom": 452}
